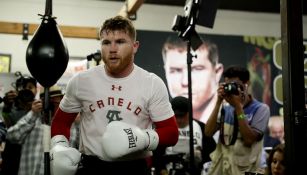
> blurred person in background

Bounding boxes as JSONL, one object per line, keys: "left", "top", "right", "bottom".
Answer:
{"left": 265, "top": 143, "right": 285, "bottom": 175}
{"left": 1, "top": 73, "right": 37, "bottom": 175}
{"left": 267, "top": 116, "right": 284, "bottom": 144}
{"left": 2, "top": 73, "right": 37, "bottom": 127}
{"left": 166, "top": 96, "right": 204, "bottom": 175}
{"left": 5, "top": 85, "right": 79, "bottom": 175}
{"left": 153, "top": 96, "right": 216, "bottom": 175}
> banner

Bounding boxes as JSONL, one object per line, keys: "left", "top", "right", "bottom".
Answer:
{"left": 134, "top": 30, "right": 307, "bottom": 116}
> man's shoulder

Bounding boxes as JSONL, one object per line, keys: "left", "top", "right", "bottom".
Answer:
{"left": 246, "top": 98, "right": 268, "bottom": 111}
{"left": 252, "top": 99, "right": 270, "bottom": 113}
{"left": 135, "top": 65, "right": 159, "bottom": 76}
{"left": 68, "top": 65, "right": 103, "bottom": 83}
{"left": 135, "top": 65, "right": 164, "bottom": 83}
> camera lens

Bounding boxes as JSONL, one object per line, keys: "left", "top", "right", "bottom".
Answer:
{"left": 224, "top": 82, "right": 239, "bottom": 95}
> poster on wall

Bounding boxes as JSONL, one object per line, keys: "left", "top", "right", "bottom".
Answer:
{"left": 134, "top": 30, "right": 307, "bottom": 118}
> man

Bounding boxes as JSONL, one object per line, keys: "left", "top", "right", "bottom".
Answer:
{"left": 5, "top": 85, "right": 79, "bottom": 175}
{"left": 204, "top": 65, "right": 270, "bottom": 175}
{"left": 50, "top": 15, "right": 179, "bottom": 175}
{"left": 153, "top": 96, "right": 216, "bottom": 175}
{"left": 162, "top": 35, "right": 223, "bottom": 123}
{"left": 165, "top": 96, "right": 204, "bottom": 175}
{"left": 268, "top": 115, "right": 284, "bottom": 144}
{"left": 263, "top": 115, "right": 284, "bottom": 149}
{"left": 1, "top": 74, "right": 37, "bottom": 175}
{"left": 2, "top": 74, "right": 37, "bottom": 127}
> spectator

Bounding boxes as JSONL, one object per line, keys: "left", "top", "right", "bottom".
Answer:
{"left": 1, "top": 73, "right": 37, "bottom": 175}
{"left": 265, "top": 143, "right": 285, "bottom": 175}
{"left": 166, "top": 96, "right": 204, "bottom": 175}
{"left": 204, "top": 65, "right": 270, "bottom": 175}
{"left": 5, "top": 85, "right": 79, "bottom": 175}
{"left": 2, "top": 74, "right": 37, "bottom": 127}
{"left": 268, "top": 116, "right": 284, "bottom": 144}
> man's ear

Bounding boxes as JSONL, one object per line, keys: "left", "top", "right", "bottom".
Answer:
{"left": 215, "top": 63, "right": 224, "bottom": 83}
{"left": 245, "top": 80, "right": 252, "bottom": 93}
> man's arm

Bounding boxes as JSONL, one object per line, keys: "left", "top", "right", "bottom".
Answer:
{"left": 100, "top": 116, "right": 179, "bottom": 160}
{"left": 234, "top": 105, "right": 260, "bottom": 147}
{"left": 154, "top": 116, "right": 179, "bottom": 147}
{"left": 51, "top": 108, "right": 78, "bottom": 139}
{"left": 6, "top": 111, "right": 38, "bottom": 143}
{"left": 50, "top": 108, "right": 81, "bottom": 175}
{"left": 237, "top": 104, "right": 270, "bottom": 146}
{"left": 0, "top": 120, "right": 6, "bottom": 143}
{"left": 6, "top": 99, "right": 43, "bottom": 143}
{"left": 2, "top": 90, "right": 17, "bottom": 113}
{"left": 2, "top": 90, "right": 18, "bottom": 127}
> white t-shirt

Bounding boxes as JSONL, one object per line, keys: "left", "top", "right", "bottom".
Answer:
{"left": 166, "top": 120, "right": 203, "bottom": 155}
{"left": 60, "top": 64, "right": 174, "bottom": 160}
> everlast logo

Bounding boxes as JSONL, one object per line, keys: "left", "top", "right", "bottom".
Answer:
{"left": 124, "top": 128, "right": 137, "bottom": 148}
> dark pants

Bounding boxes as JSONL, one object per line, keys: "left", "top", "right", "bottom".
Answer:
{"left": 76, "top": 154, "right": 150, "bottom": 175}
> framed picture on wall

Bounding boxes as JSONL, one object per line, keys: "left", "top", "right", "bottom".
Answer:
{"left": 0, "top": 53, "right": 11, "bottom": 73}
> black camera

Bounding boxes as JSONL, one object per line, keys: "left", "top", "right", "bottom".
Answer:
{"left": 87, "top": 50, "right": 101, "bottom": 62}
{"left": 11, "top": 72, "right": 36, "bottom": 110}
{"left": 14, "top": 89, "right": 35, "bottom": 110}
{"left": 223, "top": 82, "right": 240, "bottom": 95}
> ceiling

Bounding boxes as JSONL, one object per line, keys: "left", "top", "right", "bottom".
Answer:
{"left": 103, "top": 0, "right": 307, "bottom": 15}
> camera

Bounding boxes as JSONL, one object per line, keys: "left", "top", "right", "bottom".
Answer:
{"left": 223, "top": 82, "right": 240, "bottom": 95}
{"left": 14, "top": 89, "right": 35, "bottom": 110}
{"left": 87, "top": 50, "right": 102, "bottom": 65}
{"left": 11, "top": 71, "right": 36, "bottom": 110}
{"left": 87, "top": 50, "right": 101, "bottom": 62}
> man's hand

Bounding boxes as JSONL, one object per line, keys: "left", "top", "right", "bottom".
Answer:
{"left": 50, "top": 135, "right": 81, "bottom": 175}
{"left": 101, "top": 121, "right": 159, "bottom": 160}
{"left": 3, "top": 90, "right": 17, "bottom": 107}
{"left": 31, "top": 99, "right": 43, "bottom": 113}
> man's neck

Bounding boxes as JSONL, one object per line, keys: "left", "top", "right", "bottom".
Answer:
{"left": 243, "top": 94, "right": 253, "bottom": 108}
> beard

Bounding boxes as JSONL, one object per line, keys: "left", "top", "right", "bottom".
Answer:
{"left": 102, "top": 51, "right": 134, "bottom": 75}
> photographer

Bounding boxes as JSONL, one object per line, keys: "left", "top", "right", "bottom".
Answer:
{"left": 5, "top": 85, "right": 79, "bottom": 175}
{"left": 2, "top": 74, "right": 37, "bottom": 128}
{"left": 1, "top": 73, "right": 37, "bottom": 175}
{"left": 204, "top": 65, "right": 270, "bottom": 175}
